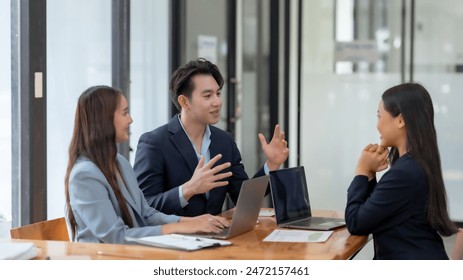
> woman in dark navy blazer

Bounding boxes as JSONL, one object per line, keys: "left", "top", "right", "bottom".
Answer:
{"left": 345, "top": 83, "right": 458, "bottom": 259}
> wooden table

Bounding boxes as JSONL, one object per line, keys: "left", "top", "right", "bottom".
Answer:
{"left": 12, "top": 209, "right": 369, "bottom": 260}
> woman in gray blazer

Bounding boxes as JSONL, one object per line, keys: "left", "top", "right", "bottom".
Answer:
{"left": 64, "top": 86, "right": 229, "bottom": 244}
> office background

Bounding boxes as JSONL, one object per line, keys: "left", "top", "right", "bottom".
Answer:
{"left": 1, "top": 0, "right": 462, "bottom": 251}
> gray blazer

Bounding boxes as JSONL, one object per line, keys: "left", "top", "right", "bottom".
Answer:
{"left": 68, "top": 154, "right": 180, "bottom": 244}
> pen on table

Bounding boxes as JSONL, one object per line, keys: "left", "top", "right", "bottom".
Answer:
{"left": 195, "top": 237, "right": 221, "bottom": 245}
{"left": 96, "top": 250, "right": 143, "bottom": 259}
{"left": 45, "top": 255, "right": 92, "bottom": 260}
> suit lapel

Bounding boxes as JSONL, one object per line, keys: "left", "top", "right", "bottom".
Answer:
{"left": 209, "top": 129, "right": 219, "bottom": 159}
{"left": 206, "top": 129, "right": 223, "bottom": 208}
{"left": 118, "top": 178, "right": 139, "bottom": 214}
{"left": 168, "top": 115, "right": 198, "bottom": 174}
{"left": 116, "top": 157, "right": 141, "bottom": 218}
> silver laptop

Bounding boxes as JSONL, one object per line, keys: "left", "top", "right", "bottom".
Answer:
{"left": 269, "top": 166, "right": 346, "bottom": 231}
{"left": 190, "top": 175, "right": 269, "bottom": 239}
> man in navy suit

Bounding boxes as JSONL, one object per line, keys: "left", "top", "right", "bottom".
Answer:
{"left": 133, "top": 58, "right": 289, "bottom": 216}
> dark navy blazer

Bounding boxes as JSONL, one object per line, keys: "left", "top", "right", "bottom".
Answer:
{"left": 133, "top": 115, "right": 265, "bottom": 216}
{"left": 345, "top": 154, "right": 448, "bottom": 260}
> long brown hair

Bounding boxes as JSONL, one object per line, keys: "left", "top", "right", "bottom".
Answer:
{"left": 64, "top": 86, "right": 133, "bottom": 240}
{"left": 383, "top": 83, "right": 457, "bottom": 236}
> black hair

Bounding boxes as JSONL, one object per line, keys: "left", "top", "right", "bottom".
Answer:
{"left": 382, "top": 83, "right": 457, "bottom": 236}
{"left": 169, "top": 58, "right": 224, "bottom": 111}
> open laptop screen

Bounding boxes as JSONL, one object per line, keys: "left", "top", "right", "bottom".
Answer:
{"left": 269, "top": 166, "right": 312, "bottom": 224}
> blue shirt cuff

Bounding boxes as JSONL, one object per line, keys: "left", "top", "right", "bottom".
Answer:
{"left": 264, "top": 162, "right": 270, "bottom": 175}
{"left": 178, "top": 185, "right": 189, "bottom": 208}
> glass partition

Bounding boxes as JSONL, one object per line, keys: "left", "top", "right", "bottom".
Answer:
{"left": 300, "top": 0, "right": 403, "bottom": 212}
{"left": 184, "top": 0, "right": 229, "bottom": 131}
{"left": 130, "top": 0, "right": 170, "bottom": 163}
{"left": 239, "top": 0, "right": 271, "bottom": 174}
{"left": 412, "top": 0, "right": 463, "bottom": 222}
{"left": 47, "top": 0, "right": 170, "bottom": 219}
{"left": 300, "top": 0, "right": 463, "bottom": 227}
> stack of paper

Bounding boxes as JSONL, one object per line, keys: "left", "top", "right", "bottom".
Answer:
{"left": 259, "top": 209, "right": 275, "bottom": 217}
{"left": 0, "top": 241, "right": 37, "bottom": 260}
{"left": 263, "top": 229, "right": 333, "bottom": 243}
{"left": 126, "top": 234, "right": 231, "bottom": 251}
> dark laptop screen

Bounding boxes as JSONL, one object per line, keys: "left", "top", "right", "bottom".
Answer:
{"left": 269, "top": 166, "right": 312, "bottom": 224}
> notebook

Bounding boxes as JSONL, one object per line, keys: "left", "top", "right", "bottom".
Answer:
{"left": 269, "top": 166, "right": 346, "bottom": 231}
{"left": 189, "top": 175, "right": 269, "bottom": 239}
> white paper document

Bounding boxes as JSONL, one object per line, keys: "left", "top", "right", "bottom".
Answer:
{"left": 263, "top": 229, "right": 333, "bottom": 243}
{"left": 0, "top": 241, "right": 37, "bottom": 260}
{"left": 126, "top": 234, "right": 232, "bottom": 251}
{"left": 259, "top": 209, "right": 275, "bottom": 217}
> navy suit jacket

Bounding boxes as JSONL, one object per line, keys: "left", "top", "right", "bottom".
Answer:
{"left": 133, "top": 115, "right": 265, "bottom": 216}
{"left": 345, "top": 154, "right": 448, "bottom": 260}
